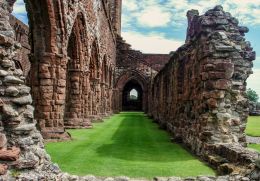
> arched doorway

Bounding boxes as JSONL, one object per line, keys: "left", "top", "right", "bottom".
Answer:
{"left": 122, "top": 79, "right": 143, "bottom": 111}
{"left": 114, "top": 71, "right": 149, "bottom": 113}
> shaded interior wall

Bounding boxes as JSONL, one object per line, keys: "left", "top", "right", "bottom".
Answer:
{"left": 114, "top": 36, "right": 170, "bottom": 113}
{"left": 9, "top": 15, "right": 31, "bottom": 78}
{"left": 149, "top": 6, "right": 255, "bottom": 154}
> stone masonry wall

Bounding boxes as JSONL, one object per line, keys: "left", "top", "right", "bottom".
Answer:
{"left": 9, "top": 14, "right": 30, "bottom": 78}
{"left": 1, "top": 0, "right": 260, "bottom": 179}
{"left": 25, "top": 0, "right": 118, "bottom": 139}
{"left": 149, "top": 5, "right": 255, "bottom": 157}
{"left": 0, "top": 0, "right": 62, "bottom": 179}
{"left": 114, "top": 36, "right": 170, "bottom": 113}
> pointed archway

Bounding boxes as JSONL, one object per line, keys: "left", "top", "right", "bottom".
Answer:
{"left": 64, "top": 13, "right": 87, "bottom": 128}
{"left": 122, "top": 80, "right": 143, "bottom": 111}
{"left": 114, "top": 70, "right": 149, "bottom": 113}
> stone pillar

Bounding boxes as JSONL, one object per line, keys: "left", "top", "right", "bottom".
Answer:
{"left": 186, "top": 9, "right": 199, "bottom": 43}
{"left": 31, "top": 53, "right": 70, "bottom": 140}
{"left": 83, "top": 71, "right": 92, "bottom": 128}
{"left": 64, "top": 69, "right": 84, "bottom": 129}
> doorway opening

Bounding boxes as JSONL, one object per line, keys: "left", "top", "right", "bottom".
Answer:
{"left": 122, "top": 80, "right": 143, "bottom": 111}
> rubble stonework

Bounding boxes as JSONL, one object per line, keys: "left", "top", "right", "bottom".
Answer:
{"left": 1, "top": 0, "right": 260, "bottom": 180}
{"left": 149, "top": 5, "right": 259, "bottom": 177}
{"left": 0, "top": 0, "right": 61, "bottom": 179}
{"left": 149, "top": 6, "right": 255, "bottom": 152}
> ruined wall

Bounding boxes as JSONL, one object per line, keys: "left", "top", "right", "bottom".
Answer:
{"left": 1, "top": 0, "right": 260, "bottom": 179}
{"left": 114, "top": 36, "right": 170, "bottom": 113}
{"left": 0, "top": 1, "right": 62, "bottom": 179}
{"left": 108, "top": 0, "right": 122, "bottom": 35}
{"left": 149, "top": 6, "right": 255, "bottom": 154}
{"left": 0, "top": 0, "right": 122, "bottom": 179}
{"left": 9, "top": 15, "right": 30, "bottom": 78}
{"left": 23, "top": 0, "right": 118, "bottom": 139}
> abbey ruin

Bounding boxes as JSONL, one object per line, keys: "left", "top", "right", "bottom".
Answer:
{"left": 0, "top": 0, "right": 260, "bottom": 180}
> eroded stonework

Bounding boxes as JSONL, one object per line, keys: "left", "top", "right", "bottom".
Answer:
{"left": 148, "top": 5, "right": 259, "bottom": 177}
{"left": 0, "top": 0, "right": 260, "bottom": 180}
{"left": 26, "top": 0, "right": 119, "bottom": 139}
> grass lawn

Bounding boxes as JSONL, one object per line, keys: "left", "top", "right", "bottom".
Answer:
{"left": 246, "top": 116, "right": 260, "bottom": 137}
{"left": 248, "top": 144, "right": 260, "bottom": 153}
{"left": 45, "top": 112, "right": 215, "bottom": 179}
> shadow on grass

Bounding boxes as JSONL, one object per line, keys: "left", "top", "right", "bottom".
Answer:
{"left": 96, "top": 112, "right": 198, "bottom": 162}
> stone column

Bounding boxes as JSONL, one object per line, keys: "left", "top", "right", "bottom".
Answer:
{"left": 64, "top": 69, "right": 84, "bottom": 129}
{"left": 31, "top": 53, "right": 70, "bottom": 140}
{"left": 82, "top": 71, "right": 92, "bottom": 128}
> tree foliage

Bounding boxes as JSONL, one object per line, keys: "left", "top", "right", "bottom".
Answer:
{"left": 247, "top": 88, "right": 259, "bottom": 103}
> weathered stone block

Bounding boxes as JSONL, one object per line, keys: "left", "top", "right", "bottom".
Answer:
{"left": 4, "top": 75, "right": 23, "bottom": 84}
{"left": 0, "top": 147, "right": 20, "bottom": 161}
{"left": 12, "top": 95, "right": 32, "bottom": 105}
{"left": 5, "top": 86, "right": 19, "bottom": 96}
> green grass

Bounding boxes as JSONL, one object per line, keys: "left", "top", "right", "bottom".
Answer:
{"left": 45, "top": 112, "right": 215, "bottom": 179}
{"left": 246, "top": 116, "right": 260, "bottom": 137}
{"left": 248, "top": 144, "right": 260, "bottom": 153}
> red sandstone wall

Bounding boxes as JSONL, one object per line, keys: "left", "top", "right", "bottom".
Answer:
{"left": 9, "top": 15, "right": 30, "bottom": 77}
{"left": 114, "top": 36, "right": 170, "bottom": 113}
{"left": 149, "top": 6, "right": 255, "bottom": 154}
{"left": 24, "top": 0, "right": 118, "bottom": 139}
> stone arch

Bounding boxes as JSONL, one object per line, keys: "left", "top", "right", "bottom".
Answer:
{"left": 114, "top": 70, "right": 149, "bottom": 112}
{"left": 122, "top": 80, "right": 143, "bottom": 111}
{"left": 100, "top": 55, "right": 108, "bottom": 116}
{"left": 89, "top": 40, "right": 99, "bottom": 80}
{"left": 6, "top": 0, "right": 71, "bottom": 140}
{"left": 101, "top": 55, "right": 107, "bottom": 84}
{"left": 108, "top": 65, "right": 113, "bottom": 88}
{"left": 25, "top": 0, "right": 57, "bottom": 54}
{"left": 88, "top": 40, "right": 101, "bottom": 120}
{"left": 64, "top": 12, "right": 88, "bottom": 128}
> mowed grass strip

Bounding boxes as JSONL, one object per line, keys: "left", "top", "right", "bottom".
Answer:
{"left": 246, "top": 116, "right": 260, "bottom": 137}
{"left": 45, "top": 112, "right": 215, "bottom": 179}
{"left": 248, "top": 144, "right": 260, "bottom": 153}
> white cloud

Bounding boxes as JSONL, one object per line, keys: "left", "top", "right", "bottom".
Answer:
{"left": 13, "top": 0, "right": 26, "bottom": 14}
{"left": 121, "top": 31, "right": 184, "bottom": 54}
{"left": 122, "top": 1, "right": 139, "bottom": 12}
{"left": 136, "top": 7, "right": 171, "bottom": 28}
{"left": 168, "top": 0, "right": 260, "bottom": 26}
{"left": 247, "top": 69, "right": 260, "bottom": 97}
{"left": 123, "top": 0, "right": 260, "bottom": 29}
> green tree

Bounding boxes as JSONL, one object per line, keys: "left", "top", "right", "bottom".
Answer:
{"left": 247, "top": 88, "right": 259, "bottom": 103}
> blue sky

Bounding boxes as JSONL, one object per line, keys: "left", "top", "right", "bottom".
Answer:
{"left": 12, "top": 0, "right": 260, "bottom": 96}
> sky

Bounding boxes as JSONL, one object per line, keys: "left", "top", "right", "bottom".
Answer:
{"left": 12, "top": 0, "right": 260, "bottom": 96}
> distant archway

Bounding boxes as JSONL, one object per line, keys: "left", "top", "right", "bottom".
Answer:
{"left": 114, "top": 70, "right": 149, "bottom": 112}
{"left": 122, "top": 80, "right": 143, "bottom": 111}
